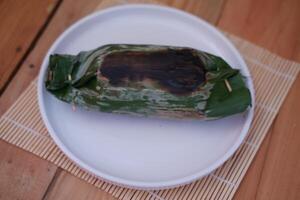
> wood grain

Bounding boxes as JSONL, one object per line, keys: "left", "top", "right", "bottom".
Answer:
{"left": 218, "top": 0, "right": 300, "bottom": 61}
{"left": 0, "top": 140, "right": 57, "bottom": 200}
{"left": 0, "top": 0, "right": 60, "bottom": 94}
{"left": 217, "top": 0, "right": 300, "bottom": 199}
{"left": 232, "top": 129, "right": 273, "bottom": 200}
{"left": 164, "top": 0, "right": 225, "bottom": 23}
{"left": 43, "top": 171, "right": 117, "bottom": 200}
{"left": 0, "top": 0, "right": 105, "bottom": 115}
{"left": 0, "top": 1, "right": 60, "bottom": 199}
{"left": 256, "top": 77, "right": 300, "bottom": 200}
{"left": 0, "top": 0, "right": 299, "bottom": 199}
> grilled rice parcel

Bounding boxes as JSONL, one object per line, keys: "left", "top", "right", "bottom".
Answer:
{"left": 45, "top": 44, "right": 251, "bottom": 120}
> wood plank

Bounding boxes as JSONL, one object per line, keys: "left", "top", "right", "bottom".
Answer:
{"left": 164, "top": 0, "right": 225, "bottom": 23}
{"left": 217, "top": 0, "right": 300, "bottom": 199}
{"left": 255, "top": 77, "right": 300, "bottom": 200}
{"left": 233, "top": 129, "right": 273, "bottom": 200}
{"left": 233, "top": 77, "right": 300, "bottom": 200}
{"left": 0, "top": 1, "right": 61, "bottom": 199}
{"left": 0, "top": 0, "right": 105, "bottom": 115}
{"left": 96, "top": 0, "right": 226, "bottom": 23}
{"left": 218, "top": 0, "right": 300, "bottom": 61}
{"left": 43, "top": 171, "right": 117, "bottom": 200}
{"left": 0, "top": 140, "right": 57, "bottom": 200}
{"left": 0, "top": 0, "right": 60, "bottom": 93}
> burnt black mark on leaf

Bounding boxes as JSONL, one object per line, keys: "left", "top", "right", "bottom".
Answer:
{"left": 100, "top": 49, "right": 206, "bottom": 95}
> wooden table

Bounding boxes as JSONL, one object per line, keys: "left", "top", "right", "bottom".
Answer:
{"left": 0, "top": 0, "right": 299, "bottom": 199}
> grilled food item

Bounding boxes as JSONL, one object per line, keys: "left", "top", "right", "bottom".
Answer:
{"left": 45, "top": 44, "right": 251, "bottom": 119}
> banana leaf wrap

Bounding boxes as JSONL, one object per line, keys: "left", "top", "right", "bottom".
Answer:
{"left": 45, "top": 44, "right": 251, "bottom": 119}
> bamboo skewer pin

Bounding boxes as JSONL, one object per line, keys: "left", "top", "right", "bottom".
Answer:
{"left": 48, "top": 71, "right": 53, "bottom": 81}
{"left": 68, "top": 74, "right": 72, "bottom": 81}
{"left": 224, "top": 79, "right": 232, "bottom": 92}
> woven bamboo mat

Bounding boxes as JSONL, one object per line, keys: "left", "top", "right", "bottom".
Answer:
{"left": 1, "top": 4, "right": 300, "bottom": 200}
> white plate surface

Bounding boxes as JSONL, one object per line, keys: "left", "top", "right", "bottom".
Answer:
{"left": 38, "top": 4, "right": 255, "bottom": 189}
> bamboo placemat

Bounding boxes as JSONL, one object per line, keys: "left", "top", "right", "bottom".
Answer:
{"left": 1, "top": 3, "right": 300, "bottom": 200}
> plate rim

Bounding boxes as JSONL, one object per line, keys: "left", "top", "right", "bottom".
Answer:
{"left": 38, "top": 4, "right": 255, "bottom": 189}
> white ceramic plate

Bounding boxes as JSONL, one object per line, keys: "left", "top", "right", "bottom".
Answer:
{"left": 38, "top": 4, "right": 254, "bottom": 189}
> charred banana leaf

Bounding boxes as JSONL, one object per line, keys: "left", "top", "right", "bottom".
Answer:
{"left": 45, "top": 44, "right": 251, "bottom": 119}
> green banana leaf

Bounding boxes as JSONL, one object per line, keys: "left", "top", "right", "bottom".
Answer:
{"left": 45, "top": 44, "right": 251, "bottom": 120}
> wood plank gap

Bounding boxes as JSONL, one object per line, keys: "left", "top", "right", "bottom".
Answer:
{"left": 215, "top": 0, "right": 228, "bottom": 25}
{"left": 0, "top": 0, "right": 63, "bottom": 96}
{"left": 42, "top": 168, "right": 62, "bottom": 200}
